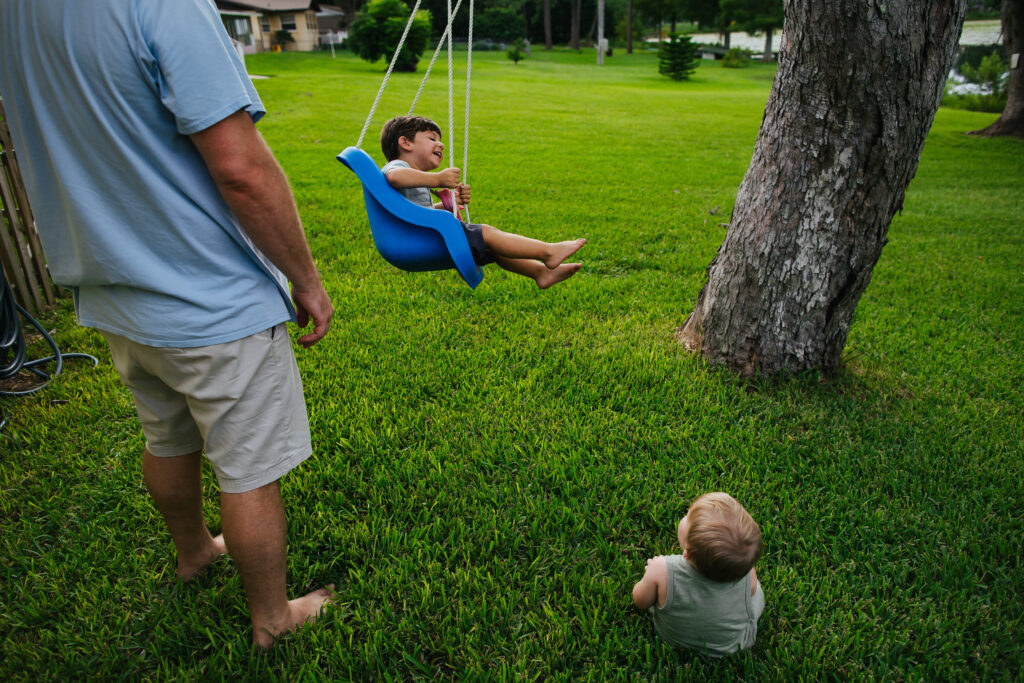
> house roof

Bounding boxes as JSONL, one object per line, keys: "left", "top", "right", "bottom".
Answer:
{"left": 216, "top": 1, "right": 316, "bottom": 12}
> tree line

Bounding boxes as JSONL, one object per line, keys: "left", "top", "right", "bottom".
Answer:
{"left": 341, "top": 0, "right": 795, "bottom": 54}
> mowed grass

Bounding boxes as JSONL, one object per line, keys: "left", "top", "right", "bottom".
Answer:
{"left": 1, "top": 48, "right": 1022, "bottom": 679}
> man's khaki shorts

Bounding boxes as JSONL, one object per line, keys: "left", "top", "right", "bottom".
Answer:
{"left": 102, "top": 324, "right": 311, "bottom": 493}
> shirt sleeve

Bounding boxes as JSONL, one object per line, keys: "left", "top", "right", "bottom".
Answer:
{"left": 135, "top": 0, "right": 265, "bottom": 135}
{"left": 381, "top": 159, "right": 411, "bottom": 176}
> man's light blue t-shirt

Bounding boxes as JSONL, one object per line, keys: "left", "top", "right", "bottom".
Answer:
{"left": 0, "top": 0, "right": 294, "bottom": 347}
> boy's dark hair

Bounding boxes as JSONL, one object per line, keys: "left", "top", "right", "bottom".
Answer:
{"left": 380, "top": 115, "right": 442, "bottom": 161}
{"left": 687, "top": 492, "right": 763, "bottom": 583}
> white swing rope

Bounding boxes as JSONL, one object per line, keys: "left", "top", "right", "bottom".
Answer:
{"left": 408, "top": 0, "right": 465, "bottom": 114}
{"left": 355, "top": 0, "right": 424, "bottom": 149}
{"left": 356, "top": 0, "right": 474, "bottom": 221}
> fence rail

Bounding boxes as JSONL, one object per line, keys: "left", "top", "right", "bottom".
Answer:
{"left": 0, "top": 96, "right": 55, "bottom": 316}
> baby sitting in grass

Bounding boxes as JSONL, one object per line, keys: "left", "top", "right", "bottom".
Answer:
{"left": 380, "top": 115, "right": 585, "bottom": 289}
{"left": 632, "top": 492, "right": 765, "bottom": 657}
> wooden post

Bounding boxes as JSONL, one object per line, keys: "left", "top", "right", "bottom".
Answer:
{"left": 0, "top": 96, "right": 57, "bottom": 316}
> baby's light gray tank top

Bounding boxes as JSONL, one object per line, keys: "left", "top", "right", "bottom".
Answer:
{"left": 650, "top": 554, "right": 765, "bottom": 657}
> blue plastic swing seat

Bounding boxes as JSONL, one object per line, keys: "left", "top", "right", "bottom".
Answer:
{"left": 337, "top": 146, "right": 483, "bottom": 289}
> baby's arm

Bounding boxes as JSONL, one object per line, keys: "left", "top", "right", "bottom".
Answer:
{"left": 751, "top": 567, "right": 759, "bottom": 596}
{"left": 632, "top": 556, "right": 668, "bottom": 610}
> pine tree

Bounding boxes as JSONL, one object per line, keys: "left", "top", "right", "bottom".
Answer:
{"left": 658, "top": 33, "right": 699, "bottom": 81}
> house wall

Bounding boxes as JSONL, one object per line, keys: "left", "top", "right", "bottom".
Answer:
{"left": 260, "top": 11, "right": 320, "bottom": 52}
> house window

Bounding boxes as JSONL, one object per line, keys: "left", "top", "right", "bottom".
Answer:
{"left": 220, "top": 15, "right": 252, "bottom": 46}
{"left": 261, "top": 18, "right": 271, "bottom": 33}
{"left": 306, "top": 13, "right": 317, "bottom": 31}
{"left": 281, "top": 14, "right": 297, "bottom": 31}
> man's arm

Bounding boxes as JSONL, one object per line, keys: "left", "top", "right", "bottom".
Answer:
{"left": 632, "top": 556, "right": 667, "bottom": 610}
{"left": 190, "top": 110, "right": 332, "bottom": 348}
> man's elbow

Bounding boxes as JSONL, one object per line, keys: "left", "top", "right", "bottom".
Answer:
{"left": 209, "top": 156, "right": 272, "bottom": 200}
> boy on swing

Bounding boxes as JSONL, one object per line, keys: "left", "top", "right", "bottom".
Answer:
{"left": 380, "top": 115, "right": 586, "bottom": 289}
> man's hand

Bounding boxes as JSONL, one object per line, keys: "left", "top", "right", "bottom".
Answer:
{"left": 435, "top": 167, "right": 461, "bottom": 188}
{"left": 454, "top": 182, "right": 471, "bottom": 205}
{"left": 291, "top": 283, "right": 333, "bottom": 348}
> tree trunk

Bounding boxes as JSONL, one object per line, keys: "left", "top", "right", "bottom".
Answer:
{"left": 762, "top": 27, "right": 774, "bottom": 61}
{"left": 676, "top": 0, "right": 967, "bottom": 376}
{"left": 970, "top": 0, "right": 1024, "bottom": 136}
{"left": 627, "top": 0, "right": 633, "bottom": 54}
{"left": 571, "top": 0, "right": 581, "bottom": 50}
{"left": 544, "top": 0, "right": 552, "bottom": 50}
{"left": 723, "top": 30, "right": 731, "bottom": 49}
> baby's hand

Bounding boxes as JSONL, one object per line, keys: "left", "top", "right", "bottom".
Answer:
{"left": 436, "top": 167, "right": 461, "bottom": 188}
{"left": 455, "top": 182, "right": 471, "bottom": 205}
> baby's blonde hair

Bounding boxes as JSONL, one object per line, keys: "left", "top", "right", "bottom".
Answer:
{"left": 686, "top": 492, "right": 762, "bottom": 583}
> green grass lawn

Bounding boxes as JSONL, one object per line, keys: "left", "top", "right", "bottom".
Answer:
{"left": 2, "top": 48, "right": 1022, "bottom": 679}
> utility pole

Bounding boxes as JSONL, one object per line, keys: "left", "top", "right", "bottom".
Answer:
{"left": 597, "top": 0, "right": 605, "bottom": 65}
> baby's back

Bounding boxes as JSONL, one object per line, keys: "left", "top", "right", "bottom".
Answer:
{"left": 651, "top": 554, "right": 764, "bottom": 657}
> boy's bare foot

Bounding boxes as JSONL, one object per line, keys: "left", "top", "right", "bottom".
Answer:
{"left": 543, "top": 238, "right": 586, "bottom": 269}
{"left": 253, "top": 585, "right": 337, "bottom": 648}
{"left": 536, "top": 262, "right": 582, "bottom": 289}
{"left": 177, "top": 533, "right": 228, "bottom": 582}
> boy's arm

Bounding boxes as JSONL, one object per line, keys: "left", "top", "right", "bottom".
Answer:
{"left": 385, "top": 166, "right": 461, "bottom": 189}
{"left": 632, "top": 556, "right": 668, "bottom": 610}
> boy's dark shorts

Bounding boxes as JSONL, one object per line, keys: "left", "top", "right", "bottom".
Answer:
{"left": 461, "top": 222, "right": 494, "bottom": 266}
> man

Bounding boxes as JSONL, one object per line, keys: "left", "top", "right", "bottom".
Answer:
{"left": 0, "top": 0, "right": 334, "bottom": 647}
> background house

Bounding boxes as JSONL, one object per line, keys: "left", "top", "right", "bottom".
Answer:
{"left": 216, "top": 1, "right": 322, "bottom": 53}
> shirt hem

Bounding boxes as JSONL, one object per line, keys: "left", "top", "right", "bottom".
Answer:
{"left": 82, "top": 315, "right": 293, "bottom": 348}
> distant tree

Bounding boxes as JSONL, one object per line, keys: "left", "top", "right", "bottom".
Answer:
{"left": 349, "top": 0, "right": 432, "bottom": 72}
{"left": 571, "top": 0, "right": 582, "bottom": 49}
{"left": 681, "top": 0, "right": 720, "bottom": 28}
{"left": 678, "top": 0, "right": 968, "bottom": 375}
{"left": 478, "top": 7, "right": 522, "bottom": 42}
{"left": 658, "top": 32, "right": 699, "bottom": 79}
{"left": 970, "top": 0, "right": 1024, "bottom": 136}
{"left": 720, "top": 0, "right": 783, "bottom": 61}
{"left": 508, "top": 38, "right": 527, "bottom": 63}
{"left": 544, "top": 0, "right": 553, "bottom": 48}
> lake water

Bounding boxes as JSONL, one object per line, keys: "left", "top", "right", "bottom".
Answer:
{"left": 684, "top": 19, "right": 1001, "bottom": 53}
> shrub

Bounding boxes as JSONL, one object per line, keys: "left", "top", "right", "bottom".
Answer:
{"left": 507, "top": 39, "right": 526, "bottom": 65}
{"left": 273, "top": 30, "right": 293, "bottom": 48}
{"left": 722, "top": 47, "right": 752, "bottom": 68}
{"left": 943, "top": 49, "right": 1008, "bottom": 113}
{"left": 658, "top": 33, "right": 698, "bottom": 81}
{"left": 349, "top": 0, "right": 432, "bottom": 72}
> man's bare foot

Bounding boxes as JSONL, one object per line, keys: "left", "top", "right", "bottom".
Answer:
{"left": 177, "top": 534, "right": 228, "bottom": 582}
{"left": 543, "top": 238, "right": 586, "bottom": 269}
{"left": 536, "top": 262, "right": 582, "bottom": 289}
{"left": 253, "top": 585, "right": 337, "bottom": 648}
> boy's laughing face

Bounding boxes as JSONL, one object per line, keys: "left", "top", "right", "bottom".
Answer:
{"left": 400, "top": 129, "right": 444, "bottom": 171}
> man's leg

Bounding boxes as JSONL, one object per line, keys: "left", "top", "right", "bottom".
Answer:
{"left": 143, "top": 448, "right": 226, "bottom": 581}
{"left": 220, "top": 480, "right": 334, "bottom": 648}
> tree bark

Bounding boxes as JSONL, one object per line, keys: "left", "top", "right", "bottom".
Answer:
{"left": 970, "top": 0, "right": 1024, "bottom": 136}
{"left": 677, "top": 0, "right": 968, "bottom": 376}
{"left": 627, "top": 0, "right": 633, "bottom": 54}
{"left": 571, "top": 0, "right": 581, "bottom": 51}
{"left": 761, "top": 27, "right": 774, "bottom": 61}
{"left": 544, "top": 0, "right": 553, "bottom": 50}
